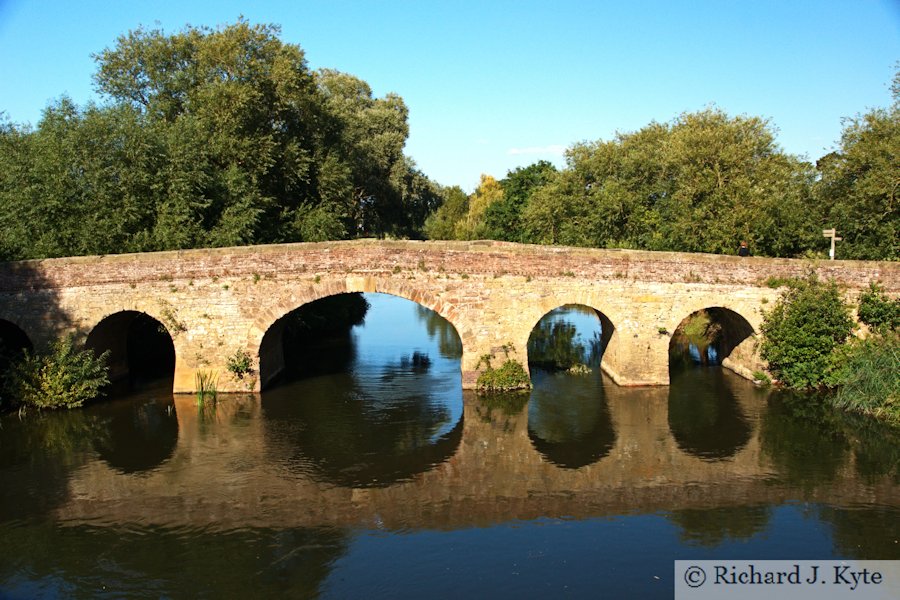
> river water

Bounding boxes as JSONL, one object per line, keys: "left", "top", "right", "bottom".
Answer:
{"left": 1, "top": 294, "right": 898, "bottom": 598}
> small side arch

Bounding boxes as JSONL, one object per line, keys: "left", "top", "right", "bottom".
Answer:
{"left": 85, "top": 310, "right": 176, "bottom": 394}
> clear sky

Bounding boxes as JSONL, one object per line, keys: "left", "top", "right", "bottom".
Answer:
{"left": 1, "top": 0, "right": 898, "bottom": 191}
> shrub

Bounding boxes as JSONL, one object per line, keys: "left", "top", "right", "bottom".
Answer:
{"left": 759, "top": 276, "right": 854, "bottom": 389}
{"left": 857, "top": 283, "right": 900, "bottom": 332}
{"left": 226, "top": 348, "right": 253, "bottom": 379}
{"left": 4, "top": 336, "right": 109, "bottom": 410}
{"left": 477, "top": 359, "right": 531, "bottom": 392}
{"left": 827, "top": 332, "right": 900, "bottom": 425}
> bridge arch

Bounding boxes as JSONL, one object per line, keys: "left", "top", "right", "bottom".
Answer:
{"left": 85, "top": 310, "right": 177, "bottom": 394}
{"left": 668, "top": 306, "right": 758, "bottom": 378}
{"left": 250, "top": 277, "right": 469, "bottom": 390}
{"left": 0, "top": 318, "right": 33, "bottom": 358}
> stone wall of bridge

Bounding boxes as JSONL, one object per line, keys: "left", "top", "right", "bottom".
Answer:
{"left": 0, "top": 240, "right": 896, "bottom": 393}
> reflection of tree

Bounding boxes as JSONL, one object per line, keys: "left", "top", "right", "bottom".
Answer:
{"left": 0, "top": 409, "right": 100, "bottom": 519}
{"left": 818, "top": 506, "right": 900, "bottom": 559}
{"left": 668, "top": 505, "right": 772, "bottom": 547}
{"left": 668, "top": 368, "right": 752, "bottom": 460}
{"left": 415, "top": 305, "right": 462, "bottom": 358}
{"left": 528, "top": 369, "right": 616, "bottom": 469}
{"left": 759, "top": 394, "right": 850, "bottom": 488}
{"left": 473, "top": 391, "right": 528, "bottom": 432}
{"left": 0, "top": 522, "right": 349, "bottom": 598}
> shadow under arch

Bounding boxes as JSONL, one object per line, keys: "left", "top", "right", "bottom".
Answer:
{"left": 525, "top": 304, "right": 616, "bottom": 469}
{"left": 85, "top": 311, "right": 176, "bottom": 397}
{"left": 669, "top": 307, "right": 755, "bottom": 368}
{"left": 261, "top": 292, "right": 465, "bottom": 487}
{"left": 0, "top": 319, "right": 35, "bottom": 411}
{"left": 668, "top": 368, "right": 753, "bottom": 461}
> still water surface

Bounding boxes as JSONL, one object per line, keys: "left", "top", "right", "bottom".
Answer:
{"left": 1, "top": 294, "right": 898, "bottom": 598}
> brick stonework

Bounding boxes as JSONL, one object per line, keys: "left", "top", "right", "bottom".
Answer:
{"left": 0, "top": 240, "right": 896, "bottom": 392}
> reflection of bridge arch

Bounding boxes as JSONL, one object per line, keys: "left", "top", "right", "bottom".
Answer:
{"left": 85, "top": 311, "right": 176, "bottom": 393}
{"left": 253, "top": 279, "right": 467, "bottom": 389}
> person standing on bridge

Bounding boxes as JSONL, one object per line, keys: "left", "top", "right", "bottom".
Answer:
{"left": 737, "top": 241, "right": 750, "bottom": 257}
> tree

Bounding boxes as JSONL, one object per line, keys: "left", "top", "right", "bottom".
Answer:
{"left": 815, "top": 68, "right": 899, "bottom": 260}
{"left": 456, "top": 174, "right": 503, "bottom": 240}
{"left": 424, "top": 186, "right": 469, "bottom": 240}
{"left": 0, "top": 20, "right": 437, "bottom": 260}
{"left": 484, "top": 160, "right": 557, "bottom": 242}
{"left": 520, "top": 108, "right": 819, "bottom": 256}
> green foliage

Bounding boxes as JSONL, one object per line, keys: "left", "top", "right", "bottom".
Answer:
{"left": 857, "top": 282, "right": 900, "bottom": 332}
{"left": 226, "top": 348, "right": 253, "bottom": 379}
{"left": 3, "top": 337, "right": 110, "bottom": 410}
{"left": 520, "top": 108, "right": 819, "bottom": 256}
{"left": 814, "top": 68, "right": 899, "bottom": 261}
{"left": 476, "top": 344, "right": 531, "bottom": 392}
{"left": 0, "top": 20, "right": 438, "bottom": 261}
{"left": 423, "top": 186, "right": 469, "bottom": 240}
{"left": 195, "top": 370, "right": 218, "bottom": 404}
{"left": 484, "top": 160, "right": 557, "bottom": 242}
{"left": 759, "top": 276, "right": 854, "bottom": 388}
{"left": 827, "top": 332, "right": 899, "bottom": 425}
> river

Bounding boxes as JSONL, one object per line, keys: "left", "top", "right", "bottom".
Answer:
{"left": 1, "top": 294, "right": 898, "bottom": 598}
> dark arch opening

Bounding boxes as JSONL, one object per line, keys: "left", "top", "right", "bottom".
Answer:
{"left": 0, "top": 320, "right": 33, "bottom": 411}
{"left": 261, "top": 292, "right": 464, "bottom": 487}
{"left": 85, "top": 311, "right": 175, "bottom": 396}
{"left": 669, "top": 307, "right": 754, "bottom": 369}
{"left": 525, "top": 305, "right": 616, "bottom": 469}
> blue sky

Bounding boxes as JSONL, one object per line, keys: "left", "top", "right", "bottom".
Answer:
{"left": 1, "top": 1, "right": 897, "bottom": 191}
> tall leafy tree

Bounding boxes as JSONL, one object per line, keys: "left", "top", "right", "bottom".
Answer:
{"left": 0, "top": 20, "right": 438, "bottom": 260}
{"left": 815, "top": 69, "right": 899, "bottom": 260}
{"left": 521, "top": 109, "right": 819, "bottom": 256}
{"left": 484, "top": 160, "right": 557, "bottom": 242}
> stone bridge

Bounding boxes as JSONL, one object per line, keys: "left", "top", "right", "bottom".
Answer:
{"left": 0, "top": 240, "right": 895, "bottom": 393}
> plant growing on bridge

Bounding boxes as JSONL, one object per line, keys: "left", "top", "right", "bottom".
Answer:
{"left": 3, "top": 336, "right": 110, "bottom": 410}
{"left": 195, "top": 370, "right": 218, "bottom": 404}
{"left": 476, "top": 344, "right": 531, "bottom": 392}
{"left": 226, "top": 348, "right": 253, "bottom": 379}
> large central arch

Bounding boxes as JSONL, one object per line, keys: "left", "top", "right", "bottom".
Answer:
{"left": 251, "top": 277, "right": 467, "bottom": 390}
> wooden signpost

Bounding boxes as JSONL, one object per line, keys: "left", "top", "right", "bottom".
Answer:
{"left": 822, "top": 228, "right": 842, "bottom": 260}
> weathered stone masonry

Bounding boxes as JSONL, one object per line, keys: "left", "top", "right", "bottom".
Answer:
{"left": 0, "top": 240, "right": 896, "bottom": 393}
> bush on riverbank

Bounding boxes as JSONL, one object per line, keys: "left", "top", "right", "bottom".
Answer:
{"left": 760, "top": 276, "right": 899, "bottom": 426}
{"left": 759, "top": 276, "right": 854, "bottom": 389}
{"left": 827, "top": 332, "right": 899, "bottom": 425}
{"left": 3, "top": 336, "right": 109, "bottom": 411}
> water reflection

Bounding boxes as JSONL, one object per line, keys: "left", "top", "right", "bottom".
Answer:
{"left": 92, "top": 387, "right": 178, "bottom": 474}
{"left": 528, "top": 369, "right": 616, "bottom": 469}
{"left": 0, "top": 522, "right": 348, "bottom": 599}
{"left": 668, "top": 367, "right": 753, "bottom": 460}
{"left": 759, "top": 395, "right": 850, "bottom": 488}
{"left": 668, "top": 505, "right": 772, "bottom": 546}
{"left": 262, "top": 293, "right": 464, "bottom": 487}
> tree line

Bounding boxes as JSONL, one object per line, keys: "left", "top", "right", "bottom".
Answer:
{"left": 0, "top": 21, "right": 896, "bottom": 262}
{"left": 0, "top": 20, "right": 441, "bottom": 261}
{"left": 427, "top": 74, "right": 898, "bottom": 261}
